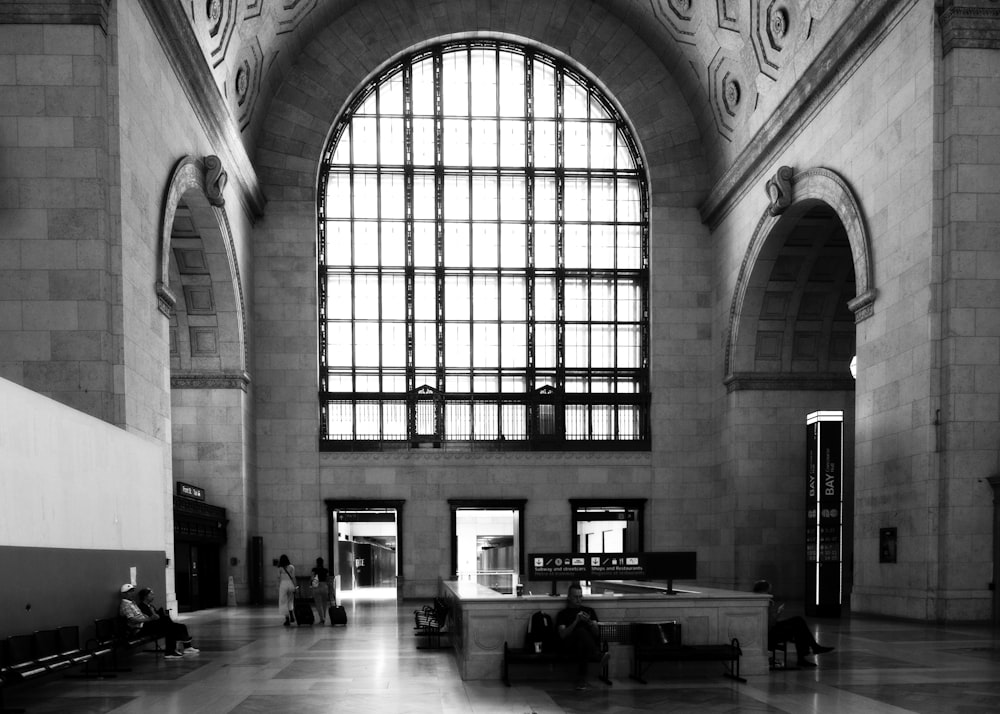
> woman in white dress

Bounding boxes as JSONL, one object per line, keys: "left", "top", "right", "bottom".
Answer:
{"left": 277, "top": 554, "right": 296, "bottom": 626}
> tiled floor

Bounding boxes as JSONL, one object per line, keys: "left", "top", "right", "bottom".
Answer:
{"left": 4, "top": 598, "right": 1000, "bottom": 713}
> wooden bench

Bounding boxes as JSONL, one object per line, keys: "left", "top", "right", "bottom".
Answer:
{"left": 629, "top": 622, "right": 744, "bottom": 684}
{"left": 413, "top": 598, "right": 451, "bottom": 650}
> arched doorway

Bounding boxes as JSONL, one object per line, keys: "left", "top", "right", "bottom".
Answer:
{"left": 724, "top": 167, "right": 874, "bottom": 607}
{"left": 159, "top": 156, "right": 251, "bottom": 611}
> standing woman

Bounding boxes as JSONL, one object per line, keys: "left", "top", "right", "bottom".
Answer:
{"left": 312, "top": 557, "right": 331, "bottom": 624}
{"left": 278, "top": 554, "right": 296, "bottom": 626}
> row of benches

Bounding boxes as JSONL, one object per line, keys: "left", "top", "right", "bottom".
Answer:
{"left": 503, "top": 619, "right": 744, "bottom": 685}
{"left": 0, "top": 617, "right": 162, "bottom": 711}
{"left": 413, "top": 598, "right": 451, "bottom": 650}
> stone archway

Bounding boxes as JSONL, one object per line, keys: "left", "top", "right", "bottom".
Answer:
{"left": 158, "top": 155, "right": 253, "bottom": 609}
{"left": 723, "top": 165, "right": 871, "bottom": 603}
{"left": 725, "top": 166, "right": 876, "bottom": 385}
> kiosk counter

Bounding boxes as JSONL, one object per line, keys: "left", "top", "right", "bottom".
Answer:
{"left": 439, "top": 580, "right": 770, "bottom": 681}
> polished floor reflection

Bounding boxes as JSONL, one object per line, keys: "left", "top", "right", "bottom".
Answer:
{"left": 4, "top": 599, "right": 1000, "bottom": 713}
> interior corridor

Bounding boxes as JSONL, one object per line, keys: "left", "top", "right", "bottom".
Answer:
{"left": 4, "top": 599, "right": 999, "bottom": 713}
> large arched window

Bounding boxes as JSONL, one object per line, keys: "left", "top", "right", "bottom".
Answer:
{"left": 318, "top": 40, "right": 649, "bottom": 450}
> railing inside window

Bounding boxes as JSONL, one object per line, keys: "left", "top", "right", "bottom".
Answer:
{"left": 321, "top": 391, "right": 649, "bottom": 450}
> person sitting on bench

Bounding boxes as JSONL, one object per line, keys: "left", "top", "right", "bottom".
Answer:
{"left": 137, "top": 588, "right": 199, "bottom": 655}
{"left": 753, "top": 579, "right": 834, "bottom": 667}
{"left": 119, "top": 583, "right": 184, "bottom": 659}
{"left": 555, "top": 582, "right": 609, "bottom": 690}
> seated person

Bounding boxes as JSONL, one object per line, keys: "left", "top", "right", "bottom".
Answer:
{"left": 137, "top": 588, "right": 199, "bottom": 655}
{"left": 753, "top": 579, "right": 833, "bottom": 667}
{"left": 120, "top": 583, "right": 183, "bottom": 659}
{"left": 555, "top": 582, "right": 609, "bottom": 690}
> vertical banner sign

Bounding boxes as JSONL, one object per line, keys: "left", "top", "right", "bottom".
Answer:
{"left": 805, "top": 412, "right": 843, "bottom": 618}
{"left": 806, "top": 424, "right": 818, "bottom": 569}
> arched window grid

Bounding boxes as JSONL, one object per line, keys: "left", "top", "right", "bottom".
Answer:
{"left": 318, "top": 40, "right": 650, "bottom": 450}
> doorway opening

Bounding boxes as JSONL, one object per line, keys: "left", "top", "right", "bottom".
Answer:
{"left": 326, "top": 500, "right": 403, "bottom": 602}
{"left": 450, "top": 500, "right": 525, "bottom": 594}
{"left": 571, "top": 499, "right": 645, "bottom": 554}
{"left": 174, "top": 492, "right": 227, "bottom": 612}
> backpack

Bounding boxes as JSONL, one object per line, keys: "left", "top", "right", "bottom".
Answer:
{"left": 524, "top": 611, "right": 557, "bottom": 653}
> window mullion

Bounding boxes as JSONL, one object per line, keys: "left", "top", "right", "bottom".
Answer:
{"left": 554, "top": 70, "right": 566, "bottom": 402}
{"left": 434, "top": 49, "right": 447, "bottom": 441}
{"left": 524, "top": 53, "right": 536, "bottom": 393}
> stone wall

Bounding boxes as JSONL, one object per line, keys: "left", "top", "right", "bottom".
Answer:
{"left": 711, "top": 1, "right": 998, "bottom": 620}
{"left": 0, "top": 377, "right": 166, "bottom": 638}
{"left": 115, "top": 2, "right": 258, "bottom": 606}
{"left": 931, "top": 2, "right": 1000, "bottom": 621}
{"left": 0, "top": 18, "right": 119, "bottom": 421}
{"left": 250, "top": 0, "right": 717, "bottom": 599}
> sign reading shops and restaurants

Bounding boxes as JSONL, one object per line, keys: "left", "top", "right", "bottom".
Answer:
{"left": 528, "top": 552, "right": 696, "bottom": 582}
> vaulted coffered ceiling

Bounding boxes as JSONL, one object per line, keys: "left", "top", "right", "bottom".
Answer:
{"left": 178, "top": 0, "right": 857, "bottom": 169}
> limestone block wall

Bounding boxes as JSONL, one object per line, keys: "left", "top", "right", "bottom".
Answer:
{"left": 114, "top": 3, "right": 258, "bottom": 606}
{"left": 713, "top": 2, "right": 972, "bottom": 619}
{"left": 933, "top": 27, "right": 1000, "bottom": 621}
{"left": 309, "top": 455, "right": 656, "bottom": 598}
{"left": 250, "top": 0, "right": 719, "bottom": 601}
{"left": 0, "top": 19, "right": 119, "bottom": 421}
{"left": 171, "top": 386, "right": 253, "bottom": 602}
{"left": 721, "top": 390, "right": 855, "bottom": 597}
{"left": 647, "top": 198, "right": 723, "bottom": 582}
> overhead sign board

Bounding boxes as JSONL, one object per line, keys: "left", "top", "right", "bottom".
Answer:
{"left": 528, "top": 552, "right": 696, "bottom": 582}
{"left": 177, "top": 482, "right": 205, "bottom": 501}
{"left": 529, "top": 554, "right": 589, "bottom": 579}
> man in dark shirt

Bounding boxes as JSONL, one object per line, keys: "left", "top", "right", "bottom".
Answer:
{"left": 753, "top": 579, "right": 834, "bottom": 667}
{"left": 555, "top": 583, "right": 608, "bottom": 689}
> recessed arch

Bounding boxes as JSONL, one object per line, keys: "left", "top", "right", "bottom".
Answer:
{"left": 725, "top": 166, "right": 876, "bottom": 386}
{"left": 158, "top": 155, "right": 249, "bottom": 377}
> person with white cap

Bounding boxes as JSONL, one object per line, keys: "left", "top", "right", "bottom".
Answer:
{"left": 119, "top": 583, "right": 184, "bottom": 659}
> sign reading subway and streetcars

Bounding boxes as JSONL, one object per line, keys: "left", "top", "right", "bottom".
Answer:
{"left": 530, "top": 554, "right": 589, "bottom": 579}
{"left": 529, "top": 552, "right": 696, "bottom": 581}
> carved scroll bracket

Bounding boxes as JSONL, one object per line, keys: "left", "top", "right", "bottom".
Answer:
{"left": 765, "top": 165, "right": 794, "bottom": 216}
{"left": 205, "top": 155, "right": 227, "bottom": 207}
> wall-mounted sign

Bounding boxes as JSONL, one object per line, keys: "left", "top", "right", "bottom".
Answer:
{"left": 582, "top": 511, "right": 636, "bottom": 521}
{"left": 177, "top": 482, "right": 205, "bottom": 501}
{"left": 880, "top": 527, "right": 897, "bottom": 563}
{"left": 338, "top": 511, "right": 395, "bottom": 523}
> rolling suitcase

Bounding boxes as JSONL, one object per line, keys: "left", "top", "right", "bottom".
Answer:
{"left": 329, "top": 604, "right": 348, "bottom": 626}
{"left": 293, "top": 597, "right": 315, "bottom": 626}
